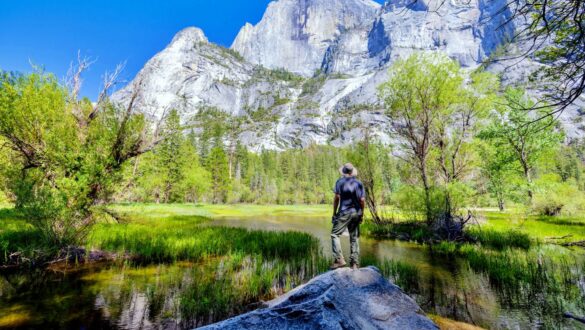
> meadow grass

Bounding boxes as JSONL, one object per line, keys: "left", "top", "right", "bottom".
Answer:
{"left": 465, "top": 227, "right": 532, "bottom": 250}
{"left": 87, "top": 214, "right": 322, "bottom": 262}
{"left": 480, "top": 210, "right": 585, "bottom": 243}
{"left": 110, "top": 203, "right": 331, "bottom": 219}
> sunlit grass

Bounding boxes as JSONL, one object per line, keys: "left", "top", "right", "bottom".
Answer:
{"left": 466, "top": 227, "right": 532, "bottom": 250}
{"left": 111, "top": 203, "right": 331, "bottom": 219}
{"left": 0, "top": 207, "right": 47, "bottom": 263}
{"left": 87, "top": 214, "right": 321, "bottom": 262}
{"left": 480, "top": 210, "right": 585, "bottom": 242}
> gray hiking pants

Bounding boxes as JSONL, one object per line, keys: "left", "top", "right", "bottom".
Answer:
{"left": 331, "top": 211, "right": 360, "bottom": 265}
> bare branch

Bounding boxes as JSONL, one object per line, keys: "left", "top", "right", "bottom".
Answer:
{"left": 65, "top": 51, "right": 97, "bottom": 101}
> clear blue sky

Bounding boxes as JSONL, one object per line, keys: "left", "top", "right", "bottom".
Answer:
{"left": 0, "top": 0, "right": 383, "bottom": 100}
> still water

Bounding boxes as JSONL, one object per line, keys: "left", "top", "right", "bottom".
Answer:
{"left": 1, "top": 216, "right": 584, "bottom": 329}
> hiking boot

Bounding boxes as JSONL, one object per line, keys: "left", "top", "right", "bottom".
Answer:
{"left": 330, "top": 259, "right": 347, "bottom": 270}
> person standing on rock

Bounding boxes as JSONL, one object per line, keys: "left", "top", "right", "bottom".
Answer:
{"left": 330, "top": 163, "right": 366, "bottom": 270}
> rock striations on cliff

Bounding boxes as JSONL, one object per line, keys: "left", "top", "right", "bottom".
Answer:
{"left": 112, "top": 0, "right": 582, "bottom": 150}
{"left": 199, "top": 266, "right": 438, "bottom": 330}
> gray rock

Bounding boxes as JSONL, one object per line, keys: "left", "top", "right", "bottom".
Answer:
{"left": 113, "top": 0, "right": 583, "bottom": 150}
{"left": 232, "top": 0, "right": 380, "bottom": 76}
{"left": 198, "top": 266, "right": 438, "bottom": 330}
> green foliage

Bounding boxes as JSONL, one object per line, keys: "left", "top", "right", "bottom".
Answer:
{"left": 532, "top": 174, "right": 585, "bottom": 215}
{"left": 129, "top": 111, "right": 211, "bottom": 203}
{"left": 0, "top": 72, "right": 148, "bottom": 248}
{"left": 479, "top": 88, "right": 564, "bottom": 202}
{"left": 476, "top": 140, "right": 523, "bottom": 210}
{"left": 393, "top": 183, "right": 473, "bottom": 223}
{"left": 248, "top": 66, "right": 304, "bottom": 86}
{"left": 378, "top": 53, "right": 496, "bottom": 225}
{"left": 300, "top": 74, "right": 326, "bottom": 96}
{"left": 206, "top": 145, "right": 230, "bottom": 204}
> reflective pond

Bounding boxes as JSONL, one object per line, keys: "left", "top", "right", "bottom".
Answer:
{"left": 0, "top": 215, "right": 584, "bottom": 329}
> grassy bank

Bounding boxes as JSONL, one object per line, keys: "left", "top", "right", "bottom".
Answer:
{"left": 364, "top": 208, "right": 585, "bottom": 248}
{"left": 110, "top": 203, "right": 330, "bottom": 219}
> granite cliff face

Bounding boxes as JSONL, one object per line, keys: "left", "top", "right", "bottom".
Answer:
{"left": 232, "top": 0, "right": 380, "bottom": 76}
{"left": 113, "top": 0, "right": 582, "bottom": 149}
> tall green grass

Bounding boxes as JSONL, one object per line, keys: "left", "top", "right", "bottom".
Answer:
{"left": 87, "top": 215, "right": 321, "bottom": 262}
{"left": 466, "top": 227, "right": 532, "bottom": 250}
{"left": 361, "top": 255, "right": 420, "bottom": 292}
{"left": 0, "top": 208, "right": 51, "bottom": 265}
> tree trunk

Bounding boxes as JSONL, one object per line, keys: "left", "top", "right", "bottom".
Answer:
{"left": 522, "top": 162, "right": 533, "bottom": 203}
{"left": 422, "top": 169, "right": 432, "bottom": 226}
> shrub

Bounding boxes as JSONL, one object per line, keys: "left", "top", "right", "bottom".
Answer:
{"left": 532, "top": 174, "right": 585, "bottom": 216}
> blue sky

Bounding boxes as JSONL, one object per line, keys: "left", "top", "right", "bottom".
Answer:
{"left": 0, "top": 0, "right": 383, "bottom": 99}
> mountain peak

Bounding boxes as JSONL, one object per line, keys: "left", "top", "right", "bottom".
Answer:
{"left": 170, "top": 27, "right": 208, "bottom": 49}
{"left": 231, "top": 0, "right": 380, "bottom": 76}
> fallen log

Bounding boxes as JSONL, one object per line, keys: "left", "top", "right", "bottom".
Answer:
{"left": 561, "top": 240, "right": 585, "bottom": 248}
{"left": 564, "top": 312, "right": 585, "bottom": 325}
{"left": 546, "top": 234, "right": 573, "bottom": 240}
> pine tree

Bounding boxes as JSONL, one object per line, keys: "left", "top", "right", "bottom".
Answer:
{"left": 206, "top": 142, "right": 230, "bottom": 204}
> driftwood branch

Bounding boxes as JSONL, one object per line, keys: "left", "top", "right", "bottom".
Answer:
{"left": 560, "top": 240, "right": 585, "bottom": 248}
{"left": 564, "top": 312, "right": 585, "bottom": 325}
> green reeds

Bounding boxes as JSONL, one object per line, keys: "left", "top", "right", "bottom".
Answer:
{"left": 87, "top": 215, "right": 321, "bottom": 262}
{"left": 466, "top": 227, "right": 532, "bottom": 250}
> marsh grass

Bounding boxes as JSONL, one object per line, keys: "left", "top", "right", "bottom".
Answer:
{"left": 110, "top": 203, "right": 331, "bottom": 219}
{"left": 466, "top": 227, "right": 532, "bottom": 250}
{"left": 179, "top": 254, "right": 330, "bottom": 327}
{"left": 87, "top": 215, "right": 322, "bottom": 262}
{"left": 0, "top": 207, "right": 51, "bottom": 264}
{"left": 1, "top": 206, "right": 332, "bottom": 327}
{"left": 361, "top": 255, "right": 421, "bottom": 292}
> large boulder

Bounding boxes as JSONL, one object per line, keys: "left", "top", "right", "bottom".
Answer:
{"left": 199, "top": 266, "right": 438, "bottom": 330}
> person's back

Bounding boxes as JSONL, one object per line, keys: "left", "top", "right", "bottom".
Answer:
{"left": 334, "top": 176, "right": 365, "bottom": 216}
{"left": 330, "top": 163, "right": 365, "bottom": 270}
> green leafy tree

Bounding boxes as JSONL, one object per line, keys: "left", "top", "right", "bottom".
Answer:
{"left": 477, "top": 141, "right": 520, "bottom": 211}
{"left": 479, "top": 88, "right": 564, "bottom": 203}
{"left": 378, "top": 53, "right": 488, "bottom": 227}
{"left": 0, "top": 71, "right": 153, "bottom": 248}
